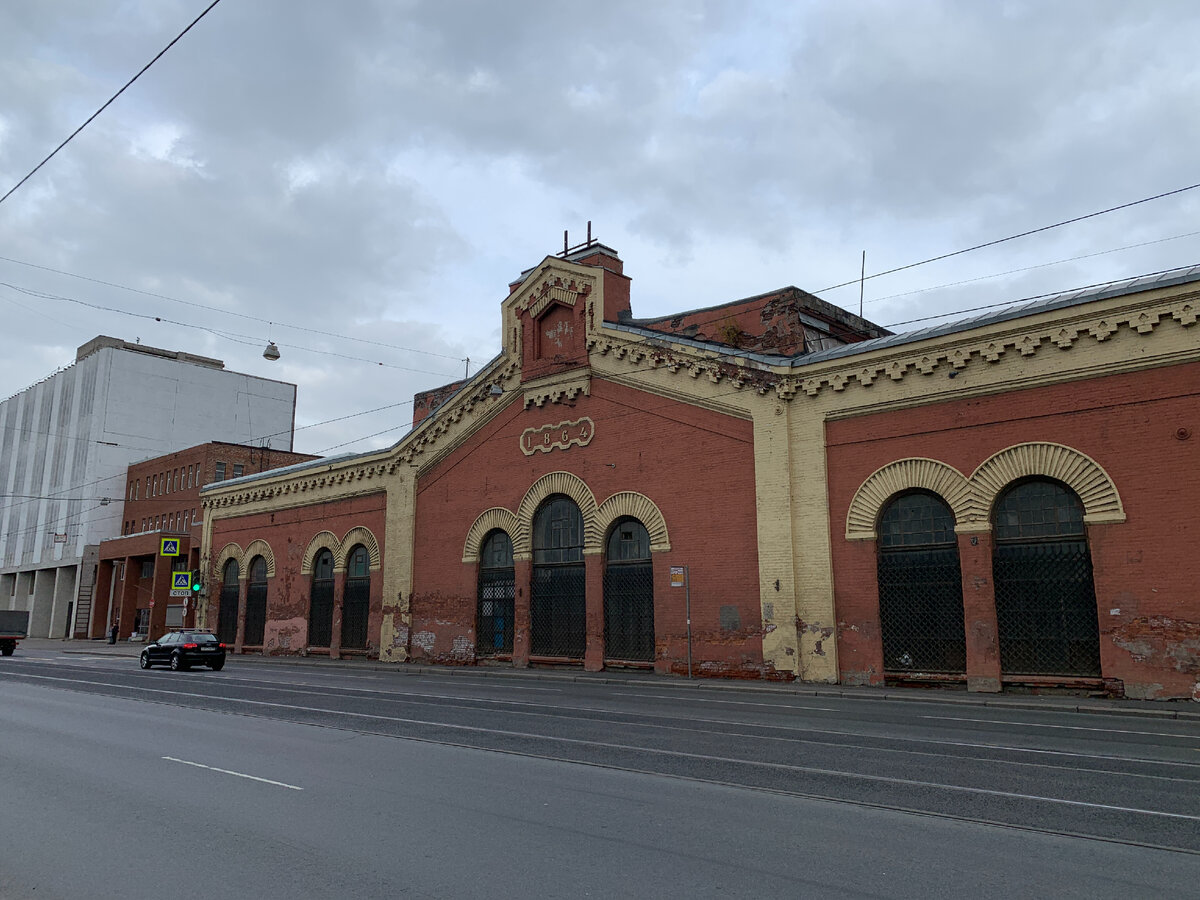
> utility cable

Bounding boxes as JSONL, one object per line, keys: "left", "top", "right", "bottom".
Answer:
{"left": 816, "top": 180, "right": 1200, "bottom": 294}
{"left": 0, "top": 253, "right": 466, "bottom": 362}
{"left": 0, "top": 0, "right": 225, "bottom": 208}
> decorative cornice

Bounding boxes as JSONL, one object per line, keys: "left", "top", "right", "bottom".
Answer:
{"left": 524, "top": 374, "right": 591, "bottom": 408}
{"left": 588, "top": 291, "right": 1199, "bottom": 404}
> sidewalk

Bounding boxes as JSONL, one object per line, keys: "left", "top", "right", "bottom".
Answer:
{"left": 18, "top": 636, "right": 1200, "bottom": 722}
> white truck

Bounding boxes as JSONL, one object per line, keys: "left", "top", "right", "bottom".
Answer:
{"left": 0, "top": 610, "right": 29, "bottom": 656}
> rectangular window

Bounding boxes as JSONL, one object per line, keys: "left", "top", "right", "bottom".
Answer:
{"left": 135, "top": 479, "right": 140, "bottom": 500}
{"left": 140, "top": 560, "right": 154, "bottom": 579}
{"left": 187, "top": 465, "right": 194, "bottom": 488}
{"left": 215, "top": 462, "right": 227, "bottom": 481}
{"left": 233, "top": 463, "right": 244, "bottom": 478}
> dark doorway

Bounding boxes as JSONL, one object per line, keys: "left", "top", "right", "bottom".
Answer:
{"left": 217, "top": 558, "right": 239, "bottom": 645}
{"left": 244, "top": 556, "right": 267, "bottom": 646}
{"left": 992, "top": 479, "right": 1101, "bottom": 676}
{"left": 530, "top": 496, "right": 585, "bottom": 658}
{"left": 477, "top": 530, "right": 514, "bottom": 655}
{"left": 876, "top": 491, "right": 966, "bottom": 674}
{"left": 308, "top": 548, "right": 334, "bottom": 648}
{"left": 603, "top": 518, "right": 654, "bottom": 662}
{"left": 342, "top": 545, "right": 370, "bottom": 650}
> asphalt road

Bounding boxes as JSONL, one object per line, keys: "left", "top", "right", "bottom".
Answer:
{"left": 2, "top": 646, "right": 1198, "bottom": 899}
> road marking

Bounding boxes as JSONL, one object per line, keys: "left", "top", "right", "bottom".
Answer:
{"left": 921, "top": 714, "right": 1198, "bottom": 740}
{"left": 9, "top": 672, "right": 1196, "bottom": 821}
{"left": 162, "top": 756, "right": 302, "bottom": 790}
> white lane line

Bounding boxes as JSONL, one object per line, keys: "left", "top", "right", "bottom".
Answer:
{"left": 162, "top": 756, "right": 302, "bottom": 790}
{"left": 7, "top": 671, "right": 1196, "bottom": 821}
{"left": 921, "top": 714, "right": 1199, "bottom": 740}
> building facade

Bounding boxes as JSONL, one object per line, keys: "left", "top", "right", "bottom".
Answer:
{"left": 0, "top": 337, "right": 300, "bottom": 640}
{"left": 93, "top": 442, "right": 318, "bottom": 643}
{"left": 198, "top": 247, "right": 1200, "bottom": 700}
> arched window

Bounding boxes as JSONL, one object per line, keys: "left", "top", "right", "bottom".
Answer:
{"left": 308, "top": 548, "right": 335, "bottom": 648}
{"left": 342, "top": 544, "right": 371, "bottom": 650}
{"left": 992, "top": 479, "right": 1100, "bottom": 676}
{"left": 876, "top": 491, "right": 966, "bottom": 674}
{"left": 477, "top": 530, "right": 515, "bottom": 656}
{"left": 603, "top": 518, "right": 654, "bottom": 662}
{"left": 244, "top": 555, "right": 268, "bottom": 646}
{"left": 217, "top": 558, "right": 239, "bottom": 645}
{"left": 531, "top": 495, "right": 585, "bottom": 659}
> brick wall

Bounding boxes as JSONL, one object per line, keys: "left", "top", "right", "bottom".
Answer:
{"left": 827, "top": 361, "right": 1200, "bottom": 698}
{"left": 410, "top": 378, "right": 767, "bottom": 676}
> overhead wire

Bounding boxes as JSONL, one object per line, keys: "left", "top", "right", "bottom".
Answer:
{"left": 0, "top": 253, "right": 466, "bottom": 363}
{"left": 0, "top": 281, "right": 462, "bottom": 379}
{"left": 814, "top": 180, "right": 1200, "bottom": 294}
{"left": 0, "top": 0, "right": 226, "bottom": 208}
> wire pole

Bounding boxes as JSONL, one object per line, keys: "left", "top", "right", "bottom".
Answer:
{"left": 859, "top": 250, "right": 866, "bottom": 317}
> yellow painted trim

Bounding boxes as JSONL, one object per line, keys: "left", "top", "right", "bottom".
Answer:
{"left": 592, "top": 491, "right": 671, "bottom": 553}
{"left": 462, "top": 507, "right": 520, "bottom": 564}
{"left": 339, "top": 525, "right": 382, "bottom": 571}
{"left": 845, "top": 458, "right": 972, "bottom": 540}
{"left": 969, "top": 441, "right": 1126, "bottom": 525}
{"left": 300, "top": 531, "right": 340, "bottom": 576}
{"left": 514, "top": 471, "right": 599, "bottom": 556}
{"left": 242, "top": 539, "right": 276, "bottom": 578}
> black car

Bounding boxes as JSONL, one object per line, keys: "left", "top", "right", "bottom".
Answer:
{"left": 139, "top": 630, "right": 226, "bottom": 671}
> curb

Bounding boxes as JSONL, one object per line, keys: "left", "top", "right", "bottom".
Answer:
{"left": 44, "top": 641, "right": 1200, "bottom": 723}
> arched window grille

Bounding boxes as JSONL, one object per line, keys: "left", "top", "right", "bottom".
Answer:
{"left": 992, "top": 479, "right": 1100, "bottom": 676}
{"left": 530, "top": 495, "right": 585, "bottom": 658}
{"left": 876, "top": 491, "right": 966, "bottom": 674}
{"left": 308, "top": 548, "right": 335, "bottom": 648}
{"left": 342, "top": 545, "right": 371, "bottom": 650}
{"left": 603, "top": 518, "right": 654, "bottom": 662}
{"left": 477, "top": 530, "right": 515, "bottom": 656}
{"left": 244, "top": 556, "right": 268, "bottom": 646}
{"left": 217, "top": 558, "right": 239, "bottom": 645}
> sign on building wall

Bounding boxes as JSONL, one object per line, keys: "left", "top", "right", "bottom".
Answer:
{"left": 520, "top": 417, "right": 595, "bottom": 456}
{"left": 160, "top": 537, "right": 180, "bottom": 556}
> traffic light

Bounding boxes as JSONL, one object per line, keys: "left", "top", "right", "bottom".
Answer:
{"left": 190, "top": 571, "right": 203, "bottom": 594}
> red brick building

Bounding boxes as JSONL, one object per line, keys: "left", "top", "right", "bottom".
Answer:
{"left": 199, "top": 245, "right": 1200, "bottom": 700}
{"left": 93, "top": 442, "right": 316, "bottom": 641}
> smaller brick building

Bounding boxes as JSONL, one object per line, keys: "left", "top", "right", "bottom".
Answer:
{"left": 92, "top": 442, "right": 316, "bottom": 641}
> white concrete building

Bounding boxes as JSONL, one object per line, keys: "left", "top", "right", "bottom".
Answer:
{"left": 0, "top": 336, "right": 298, "bottom": 638}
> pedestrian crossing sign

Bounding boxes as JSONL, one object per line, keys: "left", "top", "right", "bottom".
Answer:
{"left": 172, "top": 572, "right": 191, "bottom": 590}
{"left": 160, "top": 537, "right": 181, "bottom": 556}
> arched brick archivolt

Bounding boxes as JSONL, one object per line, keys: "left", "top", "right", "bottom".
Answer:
{"left": 513, "top": 471, "right": 599, "bottom": 556}
{"left": 969, "top": 442, "right": 1126, "bottom": 525}
{"left": 338, "top": 526, "right": 382, "bottom": 571}
{"left": 300, "top": 531, "right": 340, "bottom": 575}
{"left": 846, "top": 459, "right": 972, "bottom": 540}
{"left": 591, "top": 491, "right": 671, "bottom": 555}
{"left": 462, "top": 507, "right": 520, "bottom": 563}
{"left": 241, "top": 539, "right": 276, "bottom": 577}
{"left": 214, "top": 542, "right": 244, "bottom": 579}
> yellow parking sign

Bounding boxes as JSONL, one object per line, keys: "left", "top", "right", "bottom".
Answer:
{"left": 160, "top": 537, "right": 180, "bottom": 556}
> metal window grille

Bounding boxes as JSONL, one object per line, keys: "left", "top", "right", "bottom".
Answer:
{"left": 216, "top": 585, "right": 238, "bottom": 645}
{"left": 994, "top": 540, "right": 1100, "bottom": 676}
{"left": 877, "top": 492, "right": 966, "bottom": 674}
{"left": 308, "top": 579, "right": 334, "bottom": 647}
{"left": 992, "top": 481, "right": 1100, "bottom": 676}
{"left": 530, "top": 564, "right": 586, "bottom": 657}
{"left": 244, "top": 582, "right": 267, "bottom": 645}
{"left": 477, "top": 568, "right": 515, "bottom": 655}
{"left": 342, "top": 576, "right": 370, "bottom": 649}
{"left": 603, "top": 562, "right": 654, "bottom": 661}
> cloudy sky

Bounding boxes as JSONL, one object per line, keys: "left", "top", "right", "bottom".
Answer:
{"left": 2, "top": 0, "right": 1197, "bottom": 457}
